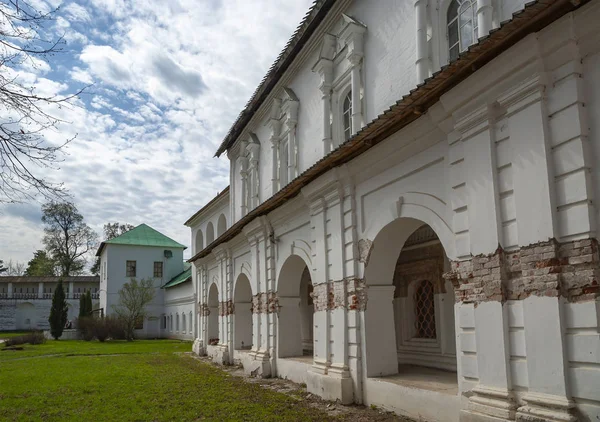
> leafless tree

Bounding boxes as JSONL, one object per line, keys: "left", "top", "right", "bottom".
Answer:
{"left": 0, "top": 258, "right": 24, "bottom": 275}
{"left": 0, "top": 0, "right": 87, "bottom": 203}
{"left": 112, "top": 278, "right": 155, "bottom": 341}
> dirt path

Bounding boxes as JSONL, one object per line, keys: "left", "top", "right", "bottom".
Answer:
{"left": 190, "top": 354, "right": 415, "bottom": 422}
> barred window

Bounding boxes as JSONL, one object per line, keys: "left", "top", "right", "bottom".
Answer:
{"left": 126, "top": 260, "right": 136, "bottom": 277}
{"left": 153, "top": 261, "right": 163, "bottom": 278}
{"left": 414, "top": 280, "right": 436, "bottom": 339}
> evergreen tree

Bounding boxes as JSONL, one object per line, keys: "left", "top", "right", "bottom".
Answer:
{"left": 48, "top": 281, "right": 68, "bottom": 339}
{"left": 78, "top": 293, "right": 87, "bottom": 318}
{"left": 85, "top": 291, "right": 93, "bottom": 316}
{"left": 25, "top": 250, "right": 56, "bottom": 276}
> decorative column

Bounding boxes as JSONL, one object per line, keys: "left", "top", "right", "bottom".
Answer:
{"left": 38, "top": 282, "right": 43, "bottom": 299}
{"left": 242, "top": 217, "right": 275, "bottom": 377}
{"left": 8, "top": 282, "right": 12, "bottom": 298}
{"left": 476, "top": 0, "right": 493, "bottom": 38}
{"left": 415, "top": 0, "right": 430, "bottom": 84}
{"left": 248, "top": 134, "right": 261, "bottom": 209}
{"left": 282, "top": 88, "right": 299, "bottom": 183}
{"left": 269, "top": 100, "right": 282, "bottom": 195}
{"left": 239, "top": 155, "right": 249, "bottom": 217}
{"left": 340, "top": 14, "right": 366, "bottom": 136}
{"left": 302, "top": 168, "right": 354, "bottom": 404}
{"left": 312, "top": 33, "right": 336, "bottom": 155}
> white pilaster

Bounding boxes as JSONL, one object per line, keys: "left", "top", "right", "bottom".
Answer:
{"left": 415, "top": 0, "right": 429, "bottom": 84}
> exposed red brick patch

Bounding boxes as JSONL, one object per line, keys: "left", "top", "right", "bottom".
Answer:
{"left": 444, "top": 239, "right": 600, "bottom": 304}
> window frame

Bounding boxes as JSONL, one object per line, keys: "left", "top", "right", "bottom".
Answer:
{"left": 153, "top": 261, "right": 163, "bottom": 278}
{"left": 342, "top": 90, "right": 353, "bottom": 141}
{"left": 447, "top": 0, "right": 478, "bottom": 62}
{"left": 126, "top": 260, "right": 136, "bottom": 277}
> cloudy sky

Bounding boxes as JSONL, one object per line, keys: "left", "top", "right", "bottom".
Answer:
{"left": 0, "top": 0, "right": 313, "bottom": 265}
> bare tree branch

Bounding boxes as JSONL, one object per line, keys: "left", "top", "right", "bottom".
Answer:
{"left": 0, "top": 0, "right": 88, "bottom": 203}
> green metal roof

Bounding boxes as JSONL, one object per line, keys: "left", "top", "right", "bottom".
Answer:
{"left": 96, "top": 224, "right": 186, "bottom": 256}
{"left": 162, "top": 263, "right": 192, "bottom": 289}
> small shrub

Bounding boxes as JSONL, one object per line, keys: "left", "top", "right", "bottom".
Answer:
{"left": 105, "top": 316, "right": 128, "bottom": 340}
{"left": 93, "top": 318, "right": 110, "bottom": 342}
{"left": 4, "top": 332, "right": 46, "bottom": 347}
{"left": 77, "top": 317, "right": 95, "bottom": 341}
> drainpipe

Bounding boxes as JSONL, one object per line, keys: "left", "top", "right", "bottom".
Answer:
{"left": 415, "top": 0, "right": 429, "bottom": 84}
{"left": 477, "top": 0, "right": 493, "bottom": 37}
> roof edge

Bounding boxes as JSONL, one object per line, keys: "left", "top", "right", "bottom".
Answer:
{"left": 184, "top": 186, "right": 230, "bottom": 227}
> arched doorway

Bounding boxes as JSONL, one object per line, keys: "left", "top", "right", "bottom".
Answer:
{"left": 234, "top": 274, "right": 253, "bottom": 350}
{"left": 363, "top": 218, "right": 457, "bottom": 380}
{"left": 277, "top": 255, "right": 313, "bottom": 358}
{"left": 208, "top": 283, "right": 219, "bottom": 343}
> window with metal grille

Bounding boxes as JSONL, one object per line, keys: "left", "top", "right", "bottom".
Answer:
{"left": 447, "top": 0, "right": 478, "bottom": 62}
{"left": 126, "top": 260, "right": 136, "bottom": 277}
{"left": 343, "top": 90, "right": 353, "bottom": 140}
{"left": 414, "top": 280, "right": 436, "bottom": 339}
{"left": 153, "top": 261, "right": 163, "bottom": 278}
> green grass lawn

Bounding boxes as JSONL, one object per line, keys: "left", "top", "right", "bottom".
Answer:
{"left": 0, "top": 339, "right": 337, "bottom": 421}
{"left": 0, "top": 331, "right": 37, "bottom": 340}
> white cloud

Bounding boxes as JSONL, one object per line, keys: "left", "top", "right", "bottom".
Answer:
{"left": 0, "top": 0, "right": 313, "bottom": 265}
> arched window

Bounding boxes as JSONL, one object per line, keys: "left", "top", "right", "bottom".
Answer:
{"left": 414, "top": 280, "right": 436, "bottom": 339}
{"left": 189, "top": 311, "right": 193, "bottom": 333}
{"left": 217, "top": 214, "right": 227, "bottom": 237}
{"left": 342, "top": 90, "right": 353, "bottom": 141}
{"left": 447, "top": 0, "right": 478, "bottom": 62}
{"left": 206, "top": 222, "right": 215, "bottom": 245}
{"left": 182, "top": 313, "right": 186, "bottom": 333}
{"left": 195, "top": 229, "right": 204, "bottom": 253}
{"left": 176, "top": 314, "right": 180, "bottom": 332}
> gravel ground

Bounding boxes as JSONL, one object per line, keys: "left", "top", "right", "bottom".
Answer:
{"left": 192, "top": 354, "right": 417, "bottom": 422}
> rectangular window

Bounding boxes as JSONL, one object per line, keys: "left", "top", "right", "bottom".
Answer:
{"left": 126, "top": 261, "right": 136, "bottom": 277}
{"left": 153, "top": 262, "right": 163, "bottom": 278}
{"left": 134, "top": 316, "right": 143, "bottom": 330}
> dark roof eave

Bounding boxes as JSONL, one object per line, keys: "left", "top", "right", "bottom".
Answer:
{"left": 190, "top": 0, "right": 587, "bottom": 263}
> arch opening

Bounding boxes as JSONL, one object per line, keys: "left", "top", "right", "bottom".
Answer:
{"left": 217, "top": 214, "right": 227, "bottom": 238}
{"left": 195, "top": 229, "right": 204, "bottom": 253}
{"left": 208, "top": 283, "right": 219, "bottom": 343}
{"left": 363, "top": 219, "right": 457, "bottom": 391}
{"left": 234, "top": 274, "right": 253, "bottom": 350}
{"left": 206, "top": 222, "right": 215, "bottom": 245}
{"left": 277, "top": 255, "right": 313, "bottom": 359}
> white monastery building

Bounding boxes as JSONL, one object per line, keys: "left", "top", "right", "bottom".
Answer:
{"left": 184, "top": 0, "right": 600, "bottom": 421}
{"left": 97, "top": 224, "right": 195, "bottom": 340}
